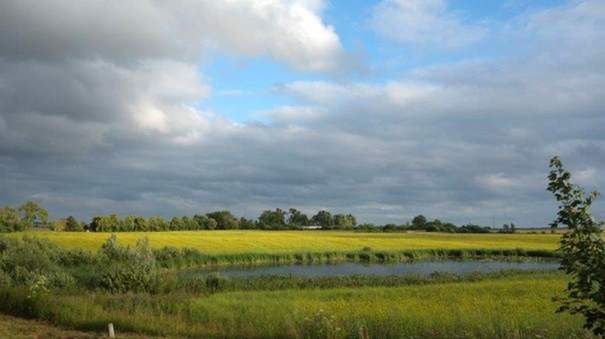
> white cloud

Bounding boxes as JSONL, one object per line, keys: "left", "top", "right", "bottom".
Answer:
{"left": 263, "top": 106, "right": 324, "bottom": 125}
{"left": 370, "top": 0, "right": 486, "bottom": 48}
{"left": 574, "top": 168, "right": 597, "bottom": 186}
{"left": 476, "top": 174, "right": 519, "bottom": 191}
{"left": 0, "top": 0, "right": 346, "bottom": 73}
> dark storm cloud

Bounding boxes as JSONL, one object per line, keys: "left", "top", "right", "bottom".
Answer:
{"left": 0, "top": 0, "right": 604, "bottom": 226}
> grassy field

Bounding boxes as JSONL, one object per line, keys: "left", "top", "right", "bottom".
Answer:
{"left": 9, "top": 230, "right": 561, "bottom": 254}
{"left": 3, "top": 231, "right": 591, "bottom": 338}
{"left": 0, "top": 272, "right": 594, "bottom": 338}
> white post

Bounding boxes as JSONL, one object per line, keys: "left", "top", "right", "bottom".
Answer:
{"left": 108, "top": 323, "right": 115, "bottom": 338}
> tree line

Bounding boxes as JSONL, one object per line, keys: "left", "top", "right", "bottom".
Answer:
{"left": 82, "top": 208, "right": 357, "bottom": 232}
{"left": 1, "top": 202, "right": 497, "bottom": 233}
{"left": 355, "top": 214, "right": 491, "bottom": 233}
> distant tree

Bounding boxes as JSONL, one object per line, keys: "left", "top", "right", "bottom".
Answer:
{"left": 90, "top": 214, "right": 120, "bottom": 232}
{"left": 457, "top": 224, "right": 490, "bottom": 233}
{"left": 287, "top": 208, "right": 309, "bottom": 226}
{"left": 148, "top": 216, "right": 168, "bottom": 231}
{"left": 121, "top": 216, "right": 136, "bottom": 232}
{"left": 348, "top": 214, "right": 357, "bottom": 227}
{"left": 51, "top": 218, "right": 67, "bottom": 232}
{"left": 356, "top": 223, "right": 378, "bottom": 232}
{"left": 133, "top": 216, "right": 148, "bottom": 231}
{"left": 18, "top": 201, "right": 48, "bottom": 229}
{"left": 239, "top": 217, "right": 256, "bottom": 230}
{"left": 206, "top": 217, "right": 218, "bottom": 230}
{"left": 547, "top": 156, "right": 605, "bottom": 335}
{"left": 169, "top": 217, "right": 184, "bottom": 231}
{"left": 89, "top": 216, "right": 101, "bottom": 232}
{"left": 411, "top": 215, "right": 427, "bottom": 229}
{"left": 423, "top": 219, "right": 438, "bottom": 232}
{"left": 180, "top": 216, "right": 197, "bottom": 230}
{"left": 206, "top": 211, "right": 239, "bottom": 230}
{"left": 258, "top": 209, "right": 286, "bottom": 229}
{"left": 333, "top": 214, "right": 356, "bottom": 229}
{"left": 382, "top": 224, "right": 398, "bottom": 232}
{"left": 193, "top": 214, "right": 210, "bottom": 230}
{"left": 65, "top": 216, "right": 83, "bottom": 232}
{"left": 311, "top": 210, "right": 333, "bottom": 229}
{"left": 107, "top": 214, "right": 120, "bottom": 232}
{"left": 0, "top": 206, "right": 23, "bottom": 232}
{"left": 510, "top": 223, "right": 516, "bottom": 233}
{"left": 441, "top": 222, "right": 458, "bottom": 233}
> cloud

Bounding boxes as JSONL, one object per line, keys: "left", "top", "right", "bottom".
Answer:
{"left": 476, "top": 174, "right": 521, "bottom": 191}
{"left": 0, "top": 0, "right": 349, "bottom": 149}
{"left": 0, "top": 0, "right": 347, "bottom": 73}
{"left": 0, "top": 0, "right": 603, "bottom": 227}
{"left": 370, "top": 0, "right": 486, "bottom": 48}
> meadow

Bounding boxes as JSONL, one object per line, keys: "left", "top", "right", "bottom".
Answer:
{"left": 2, "top": 231, "right": 595, "bottom": 338}
{"left": 0, "top": 272, "right": 594, "bottom": 338}
{"left": 10, "top": 230, "right": 561, "bottom": 254}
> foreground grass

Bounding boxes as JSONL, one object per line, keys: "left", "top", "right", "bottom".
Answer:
{"left": 0, "top": 313, "right": 152, "bottom": 338}
{"left": 0, "top": 272, "right": 594, "bottom": 338}
{"left": 187, "top": 273, "right": 590, "bottom": 338}
{"left": 9, "top": 230, "right": 560, "bottom": 254}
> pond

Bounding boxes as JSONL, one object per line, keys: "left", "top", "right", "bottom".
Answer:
{"left": 185, "top": 259, "right": 560, "bottom": 278}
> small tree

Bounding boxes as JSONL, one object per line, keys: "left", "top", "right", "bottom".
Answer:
{"left": 239, "top": 217, "right": 256, "bottom": 230}
{"left": 547, "top": 156, "right": 605, "bottom": 335}
{"left": 258, "top": 209, "right": 286, "bottom": 229}
{"left": 311, "top": 210, "right": 333, "bottom": 229}
{"left": 333, "top": 214, "right": 356, "bottom": 229}
{"left": 18, "top": 201, "right": 48, "bottom": 229}
{"left": 65, "top": 216, "right": 83, "bottom": 232}
{"left": 287, "top": 208, "right": 309, "bottom": 227}
{"left": 206, "top": 211, "right": 239, "bottom": 230}
{"left": 169, "top": 217, "right": 184, "bottom": 231}
{"left": 0, "top": 206, "right": 23, "bottom": 232}
{"left": 411, "top": 215, "right": 427, "bottom": 229}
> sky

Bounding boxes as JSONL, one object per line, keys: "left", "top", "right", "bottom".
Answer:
{"left": 0, "top": 0, "right": 604, "bottom": 227}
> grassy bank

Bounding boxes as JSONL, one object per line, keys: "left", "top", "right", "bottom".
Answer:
{"left": 153, "top": 247, "right": 559, "bottom": 268}
{"left": 0, "top": 272, "right": 594, "bottom": 338}
{"left": 8, "top": 230, "right": 560, "bottom": 254}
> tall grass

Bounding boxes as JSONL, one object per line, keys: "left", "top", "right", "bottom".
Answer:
{"left": 153, "top": 246, "right": 559, "bottom": 268}
{"left": 0, "top": 273, "right": 595, "bottom": 338}
{"left": 170, "top": 269, "right": 558, "bottom": 294}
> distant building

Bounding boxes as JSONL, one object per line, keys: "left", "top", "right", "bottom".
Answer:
{"left": 301, "top": 225, "right": 322, "bottom": 230}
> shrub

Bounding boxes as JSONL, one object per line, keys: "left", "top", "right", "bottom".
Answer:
{"left": 97, "top": 235, "right": 159, "bottom": 293}
{"left": 0, "top": 207, "right": 24, "bottom": 232}
{"left": 64, "top": 216, "right": 84, "bottom": 232}
{"left": 0, "top": 236, "right": 75, "bottom": 289}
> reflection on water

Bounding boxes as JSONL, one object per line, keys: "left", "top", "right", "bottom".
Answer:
{"left": 187, "top": 259, "right": 560, "bottom": 278}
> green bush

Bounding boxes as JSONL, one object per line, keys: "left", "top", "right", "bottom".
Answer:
{"left": 97, "top": 235, "right": 159, "bottom": 293}
{"left": 0, "top": 236, "right": 75, "bottom": 289}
